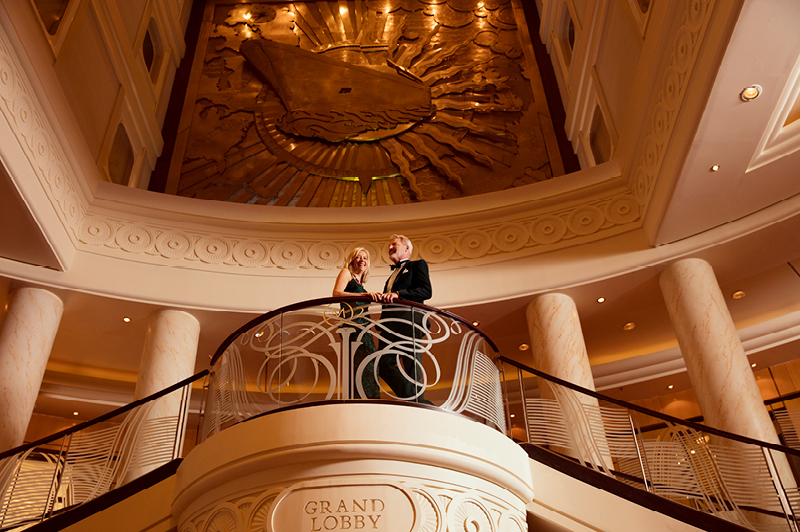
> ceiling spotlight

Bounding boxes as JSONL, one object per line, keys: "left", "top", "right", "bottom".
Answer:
{"left": 623, "top": 322, "right": 636, "bottom": 331}
{"left": 255, "top": 332, "right": 263, "bottom": 338}
{"left": 518, "top": 343, "right": 529, "bottom": 351}
{"left": 472, "top": 321, "right": 480, "bottom": 327}
{"left": 597, "top": 297, "right": 605, "bottom": 303}
{"left": 122, "top": 317, "right": 131, "bottom": 323}
{"left": 710, "top": 164, "right": 720, "bottom": 172}
{"left": 740, "top": 85, "right": 762, "bottom": 102}
{"left": 751, "top": 363, "right": 757, "bottom": 368}
{"left": 510, "top": 413, "right": 515, "bottom": 418}
{"left": 668, "top": 384, "right": 674, "bottom": 390}
{"left": 73, "top": 411, "right": 79, "bottom": 416}
{"left": 732, "top": 290, "right": 746, "bottom": 299}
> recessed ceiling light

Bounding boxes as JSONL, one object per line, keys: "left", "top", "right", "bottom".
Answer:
{"left": 710, "top": 164, "right": 721, "bottom": 172}
{"left": 623, "top": 322, "right": 636, "bottom": 331}
{"left": 518, "top": 343, "right": 529, "bottom": 351}
{"left": 740, "top": 85, "right": 762, "bottom": 102}
{"left": 73, "top": 411, "right": 79, "bottom": 416}
{"left": 510, "top": 413, "right": 515, "bottom": 418}
{"left": 597, "top": 297, "right": 605, "bottom": 303}
{"left": 472, "top": 321, "right": 480, "bottom": 327}
{"left": 732, "top": 290, "right": 745, "bottom": 299}
{"left": 668, "top": 384, "right": 674, "bottom": 389}
{"left": 122, "top": 317, "right": 131, "bottom": 323}
{"left": 751, "top": 363, "right": 757, "bottom": 368}
{"left": 255, "top": 332, "right": 263, "bottom": 338}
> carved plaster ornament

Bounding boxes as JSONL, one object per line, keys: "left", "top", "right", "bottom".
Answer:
{"left": 230, "top": 1, "right": 537, "bottom": 199}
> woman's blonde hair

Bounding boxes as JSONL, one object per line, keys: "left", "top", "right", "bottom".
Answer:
{"left": 345, "top": 247, "right": 371, "bottom": 283}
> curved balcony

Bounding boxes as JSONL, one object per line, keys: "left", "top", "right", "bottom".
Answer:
{"left": 201, "top": 297, "right": 505, "bottom": 441}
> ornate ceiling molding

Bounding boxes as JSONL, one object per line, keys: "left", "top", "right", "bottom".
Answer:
{"left": 0, "top": 24, "right": 87, "bottom": 245}
{"left": 631, "top": 0, "right": 715, "bottom": 205}
{"left": 76, "top": 190, "right": 640, "bottom": 270}
{"left": 0, "top": 3, "right": 643, "bottom": 278}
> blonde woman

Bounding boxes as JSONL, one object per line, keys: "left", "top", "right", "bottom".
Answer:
{"left": 332, "top": 247, "right": 381, "bottom": 399}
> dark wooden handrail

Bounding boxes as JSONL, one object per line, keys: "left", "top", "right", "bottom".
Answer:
{"left": 210, "top": 296, "right": 499, "bottom": 365}
{"left": 0, "top": 370, "right": 208, "bottom": 462}
{"left": 498, "top": 356, "right": 800, "bottom": 458}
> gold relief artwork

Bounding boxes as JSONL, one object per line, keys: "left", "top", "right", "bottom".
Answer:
{"left": 168, "top": 1, "right": 562, "bottom": 206}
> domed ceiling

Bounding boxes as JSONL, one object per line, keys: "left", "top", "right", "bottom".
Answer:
{"left": 162, "top": 0, "right": 568, "bottom": 205}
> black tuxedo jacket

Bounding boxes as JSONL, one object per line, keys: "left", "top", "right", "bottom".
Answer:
{"left": 383, "top": 259, "right": 432, "bottom": 303}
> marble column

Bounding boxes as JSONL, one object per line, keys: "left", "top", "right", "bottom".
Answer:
{"left": 659, "top": 258, "right": 793, "bottom": 484}
{"left": 0, "top": 288, "right": 64, "bottom": 452}
{"left": 526, "top": 294, "right": 611, "bottom": 469}
{"left": 125, "top": 310, "right": 200, "bottom": 481}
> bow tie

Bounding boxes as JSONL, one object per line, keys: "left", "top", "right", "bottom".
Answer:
{"left": 390, "top": 261, "right": 407, "bottom": 270}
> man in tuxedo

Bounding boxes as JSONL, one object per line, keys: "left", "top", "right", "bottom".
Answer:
{"left": 378, "top": 234, "right": 433, "bottom": 404}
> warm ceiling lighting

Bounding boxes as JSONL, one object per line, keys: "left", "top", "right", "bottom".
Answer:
{"left": 597, "top": 297, "right": 605, "bottom": 303}
{"left": 243, "top": 12, "right": 252, "bottom": 20}
{"left": 740, "top": 85, "right": 762, "bottom": 102}
{"left": 710, "top": 164, "right": 720, "bottom": 172}
{"left": 339, "top": 6, "right": 347, "bottom": 14}
{"left": 518, "top": 343, "right": 529, "bottom": 351}
{"left": 472, "top": 321, "right": 480, "bottom": 327}
{"left": 255, "top": 332, "right": 263, "bottom": 338}
{"left": 122, "top": 316, "right": 131, "bottom": 323}
{"left": 510, "top": 413, "right": 515, "bottom": 418}
{"left": 732, "top": 290, "right": 745, "bottom": 299}
{"left": 73, "top": 411, "right": 79, "bottom": 416}
{"left": 751, "top": 363, "right": 757, "bottom": 368}
{"left": 668, "top": 384, "right": 674, "bottom": 389}
{"left": 623, "top": 322, "right": 636, "bottom": 331}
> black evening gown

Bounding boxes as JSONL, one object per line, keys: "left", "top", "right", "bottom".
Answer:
{"left": 342, "top": 278, "right": 381, "bottom": 399}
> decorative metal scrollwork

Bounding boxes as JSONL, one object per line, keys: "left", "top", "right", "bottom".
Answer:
{"left": 204, "top": 299, "right": 504, "bottom": 439}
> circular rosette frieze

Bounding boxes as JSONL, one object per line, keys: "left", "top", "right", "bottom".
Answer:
{"left": 202, "top": 504, "right": 241, "bottom": 532}
{"left": 361, "top": 242, "right": 383, "bottom": 265}
{"left": 642, "top": 135, "right": 659, "bottom": 174}
{"left": 116, "top": 224, "right": 153, "bottom": 253}
{"left": 46, "top": 163, "right": 69, "bottom": 200}
{"left": 447, "top": 497, "right": 495, "bottom": 532}
{"left": 634, "top": 167, "right": 650, "bottom": 204}
{"left": 420, "top": 235, "right": 455, "bottom": 263}
{"left": 456, "top": 230, "right": 491, "bottom": 259}
{"left": 62, "top": 193, "right": 83, "bottom": 228}
{"left": 308, "top": 243, "right": 343, "bottom": 269}
{"left": 271, "top": 242, "right": 306, "bottom": 269}
{"left": 79, "top": 217, "right": 114, "bottom": 245}
{"left": 412, "top": 489, "right": 443, "bottom": 532}
{"left": 0, "top": 56, "right": 15, "bottom": 99}
{"left": 651, "top": 103, "right": 670, "bottom": 144}
{"left": 233, "top": 240, "right": 269, "bottom": 267}
{"left": 497, "top": 511, "right": 526, "bottom": 532}
{"left": 605, "top": 196, "right": 641, "bottom": 225}
{"left": 492, "top": 223, "right": 528, "bottom": 252}
{"left": 567, "top": 206, "right": 604, "bottom": 236}
{"left": 687, "top": 0, "right": 709, "bottom": 31}
{"left": 31, "top": 128, "right": 50, "bottom": 170}
{"left": 673, "top": 27, "right": 694, "bottom": 73}
{"left": 247, "top": 491, "right": 280, "bottom": 531}
{"left": 196, "top": 237, "right": 232, "bottom": 264}
{"left": 530, "top": 215, "right": 566, "bottom": 245}
{"left": 12, "top": 93, "right": 34, "bottom": 136}
{"left": 156, "top": 231, "right": 193, "bottom": 259}
{"left": 662, "top": 67, "right": 681, "bottom": 111}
